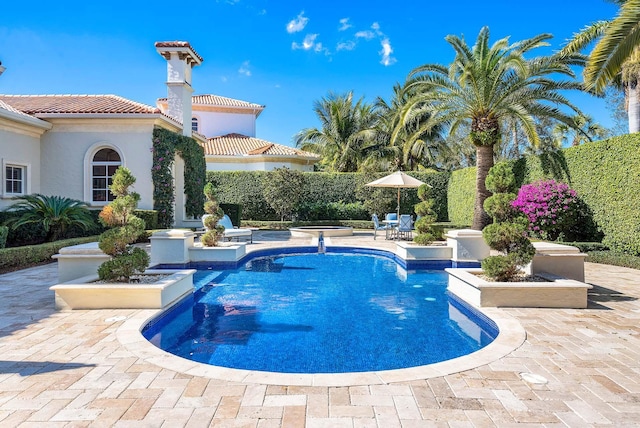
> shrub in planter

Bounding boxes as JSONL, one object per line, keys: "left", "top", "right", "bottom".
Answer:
{"left": 0, "top": 226, "right": 7, "bottom": 249}
{"left": 481, "top": 164, "right": 535, "bottom": 281}
{"left": 413, "top": 184, "right": 438, "bottom": 245}
{"left": 97, "top": 167, "right": 150, "bottom": 282}
{"left": 201, "top": 183, "right": 225, "bottom": 247}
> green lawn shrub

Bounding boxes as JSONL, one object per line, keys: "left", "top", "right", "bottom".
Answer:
{"left": 0, "top": 236, "right": 98, "bottom": 273}
{"left": 587, "top": 251, "right": 640, "bottom": 270}
{"left": 447, "top": 167, "right": 476, "bottom": 225}
{"left": 133, "top": 210, "right": 158, "bottom": 230}
{"left": 0, "top": 226, "right": 7, "bottom": 249}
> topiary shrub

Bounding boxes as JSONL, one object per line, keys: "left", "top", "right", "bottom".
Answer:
{"left": 481, "top": 164, "right": 535, "bottom": 281}
{"left": 201, "top": 183, "right": 225, "bottom": 247}
{"left": 97, "top": 167, "right": 150, "bottom": 282}
{"left": 413, "top": 184, "right": 438, "bottom": 245}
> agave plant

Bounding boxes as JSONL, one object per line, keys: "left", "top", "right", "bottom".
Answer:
{"left": 3, "top": 194, "right": 95, "bottom": 242}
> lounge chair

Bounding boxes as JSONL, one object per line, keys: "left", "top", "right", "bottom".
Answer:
{"left": 218, "top": 214, "right": 253, "bottom": 243}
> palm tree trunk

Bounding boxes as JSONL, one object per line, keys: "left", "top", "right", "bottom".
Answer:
{"left": 627, "top": 81, "right": 640, "bottom": 133}
{"left": 472, "top": 145, "right": 494, "bottom": 230}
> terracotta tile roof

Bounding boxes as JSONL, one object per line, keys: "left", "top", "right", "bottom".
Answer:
{"left": 203, "top": 134, "right": 320, "bottom": 159}
{"left": 0, "top": 99, "right": 32, "bottom": 117}
{"left": 0, "top": 95, "right": 161, "bottom": 115}
{"left": 154, "top": 41, "right": 204, "bottom": 63}
{"left": 158, "top": 94, "right": 265, "bottom": 111}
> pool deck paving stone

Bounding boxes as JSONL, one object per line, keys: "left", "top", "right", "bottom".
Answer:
{"left": 1, "top": 230, "right": 640, "bottom": 426}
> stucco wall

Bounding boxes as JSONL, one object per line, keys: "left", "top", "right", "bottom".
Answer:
{"left": 39, "top": 119, "right": 156, "bottom": 209}
{"left": 0, "top": 124, "right": 42, "bottom": 209}
{"left": 193, "top": 110, "right": 256, "bottom": 138}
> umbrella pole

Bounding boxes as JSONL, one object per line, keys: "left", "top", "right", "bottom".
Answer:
{"left": 397, "top": 188, "right": 400, "bottom": 219}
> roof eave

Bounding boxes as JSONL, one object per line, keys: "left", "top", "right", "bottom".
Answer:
{"left": 0, "top": 109, "right": 52, "bottom": 130}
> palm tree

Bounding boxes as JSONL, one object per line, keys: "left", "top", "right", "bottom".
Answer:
{"left": 295, "top": 91, "right": 378, "bottom": 172}
{"left": 560, "top": 0, "right": 640, "bottom": 132}
{"left": 552, "top": 114, "right": 610, "bottom": 147}
{"left": 402, "top": 27, "right": 586, "bottom": 229}
{"left": 4, "top": 194, "right": 95, "bottom": 242}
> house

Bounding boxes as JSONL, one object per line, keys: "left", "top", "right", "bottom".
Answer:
{"left": 157, "top": 94, "right": 320, "bottom": 172}
{"left": 0, "top": 41, "right": 319, "bottom": 227}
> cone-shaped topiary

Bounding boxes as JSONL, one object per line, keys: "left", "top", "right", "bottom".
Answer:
{"left": 201, "top": 183, "right": 225, "bottom": 247}
{"left": 481, "top": 164, "right": 535, "bottom": 281}
{"left": 413, "top": 184, "right": 438, "bottom": 245}
{"left": 97, "top": 167, "right": 149, "bottom": 282}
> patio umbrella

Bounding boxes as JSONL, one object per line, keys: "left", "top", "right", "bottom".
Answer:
{"left": 365, "top": 171, "right": 428, "bottom": 219}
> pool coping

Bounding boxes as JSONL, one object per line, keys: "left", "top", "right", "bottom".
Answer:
{"left": 117, "top": 297, "right": 526, "bottom": 387}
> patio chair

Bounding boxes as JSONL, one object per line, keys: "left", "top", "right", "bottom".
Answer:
{"left": 385, "top": 213, "right": 397, "bottom": 222}
{"left": 371, "top": 214, "right": 390, "bottom": 240}
{"left": 395, "top": 214, "right": 413, "bottom": 240}
{"left": 217, "top": 214, "right": 253, "bottom": 243}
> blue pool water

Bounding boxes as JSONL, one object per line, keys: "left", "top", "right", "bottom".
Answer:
{"left": 143, "top": 252, "right": 497, "bottom": 373}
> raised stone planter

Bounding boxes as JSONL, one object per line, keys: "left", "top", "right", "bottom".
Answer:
{"left": 446, "top": 268, "right": 592, "bottom": 309}
{"left": 52, "top": 242, "right": 111, "bottom": 283}
{"left": 446, "top": 229, "right": 490, "bottom": 262}
{"left": 528, "top": 242, "right": 587, "bottom": 282}
{"left": 150, "top": 229, "right": 195, "bottom": 265}
{"left": 189, "top": 242, "right": 247, "bottom": 262}
{"left": 50, "top": 269, "right": 196, "bottom": 310}
{"left": 395, "top": 241, "right": 452, "bottom": 260}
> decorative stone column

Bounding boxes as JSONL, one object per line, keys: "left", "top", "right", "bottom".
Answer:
{"left": 52, "top": 242, "right": 111, "bottom": 283}
{"left": 150, "top": 229, "right": 195, "bottom": 265}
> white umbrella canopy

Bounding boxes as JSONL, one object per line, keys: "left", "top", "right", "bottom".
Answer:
{"left": 365, "top": 171, "right": 429, "bottom": 218}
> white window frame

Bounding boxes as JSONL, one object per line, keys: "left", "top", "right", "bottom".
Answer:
{"left": 84, "top": 143, "right": 124, "bottom": 207}
{"left": 2, "top": 160, "right": 31, "bottom": 198}
{"left": 191, "top": 116, "right": 199, "bottom": 132}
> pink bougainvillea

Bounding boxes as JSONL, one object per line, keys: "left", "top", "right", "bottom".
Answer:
{"left": 512, "top": 179, "right": 579, "bottom": 241}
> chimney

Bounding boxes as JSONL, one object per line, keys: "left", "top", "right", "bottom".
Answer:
{"left": 155, "top": 42, "right": 203, "bottom": 137}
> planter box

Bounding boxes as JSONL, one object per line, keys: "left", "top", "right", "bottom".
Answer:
{"left": 50, "top": 269, "right": 195, "bottom": 310}
{"left": 528, "top": 242, "right": 587, "bottom": 282}
{"left": 150, "top": 229, "right": 195, "bottom": 265}
{"left": 446, "top": 268, "right": 591, "bottom": 309}
{"left": 445, "top": 229, "right": 490, "bottom": 262}
{"left": 395, "top": 241, "right": 452, "bottom": 260}
{"left": 52, "top": 242, "right": 111, "bottom": 283}
{"left": 189, "top": 242, "right": 246, "bottom": 262}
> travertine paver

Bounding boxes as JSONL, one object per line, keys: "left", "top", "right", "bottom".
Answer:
{"left": 1, "top": 230, "right": 640, "bottom": 427}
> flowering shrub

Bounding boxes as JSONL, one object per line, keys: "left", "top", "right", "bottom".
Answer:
{"left": 512, "top": 180, "right": 579, "bottom": 241}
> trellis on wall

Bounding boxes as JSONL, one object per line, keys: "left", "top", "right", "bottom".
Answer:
{"left": 151, "top": 128, "right": 206, "bottom": 228}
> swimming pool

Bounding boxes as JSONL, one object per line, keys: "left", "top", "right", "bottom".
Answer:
{"left": 143, "top": 251, "right": 498, "bottom": 374}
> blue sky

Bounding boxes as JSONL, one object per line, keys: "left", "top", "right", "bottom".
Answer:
{"left": 1, "top": 0, "right": 619, "bottom": 147}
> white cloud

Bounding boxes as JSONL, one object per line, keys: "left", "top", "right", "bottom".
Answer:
{"left": 339, "top": 18, "right": 352, "bottom": 31}
{"left": 355, "top": 30, "right": 375, "bottom": 40}
{"left": 238, "top": 61, "right": 251, "bottom": 76}
{"left": 379, "top": 38, "right": 396, "bottom": 66}
{"left": 292, "top": 33, "right": 319, "bottom": 50}
{"left": 221, "top": 76, "right": 228, "bottom": 82}
{"left": 371, "top": 22, "right": 381, "bottom": 32}
{"left": 336, "top": 40, "right": 356, "bottom": 51}
{"left": 286, "top": 11, "right": 309, "bottom": 33}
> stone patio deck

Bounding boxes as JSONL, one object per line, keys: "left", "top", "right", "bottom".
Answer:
{"left": 1, "top": 230, "right": 640, "bottom": 427}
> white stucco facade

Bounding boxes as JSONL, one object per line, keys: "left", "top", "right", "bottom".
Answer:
{"left": 206, "top": 157, "right": 315, "bottom": 172}
{"left": 192, "top": 110, "right": 256, "bottom": 137}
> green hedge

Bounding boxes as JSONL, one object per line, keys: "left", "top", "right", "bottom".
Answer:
{"left": 0, "top": 236, "right": 99, "bottom": 273}
{"left": 447, "top": 167, "right": 476, "bottom": 226}
{"left": 208, "top": 170, "right": 450, "bottom": 222}
{"left": 220, "top": 204, "right": 242, "bottom": 227}
{"left": 447, "top": 134, "right": 640, "bottom": 255}
{"left": 133, "top": 210, "right": 158, "bottom": 230}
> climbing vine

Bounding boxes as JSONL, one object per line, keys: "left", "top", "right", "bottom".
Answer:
{"left": 152, "top": 128, "right": 206, "bottom": 228}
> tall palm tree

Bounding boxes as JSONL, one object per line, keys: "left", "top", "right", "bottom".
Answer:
{"left": 560, "top": 0, "right": 640, "bottom": 132}
{"left": 295, "top": 91, "right": 378, "bottom": 172}
{"left": 402, "top": 27, "right": 586, "bottom": 229}
{"left": 552, "top": 114, "right": 609, "bottom": 147}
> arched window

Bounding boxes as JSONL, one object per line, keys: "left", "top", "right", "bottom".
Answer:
{"left": 91, "top": 148, "right": 121, "bottom": 202}
{"left": 192, "top": 117, "right": 199, "bottom": 132}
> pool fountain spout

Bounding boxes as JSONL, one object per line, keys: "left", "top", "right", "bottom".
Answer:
{"left": 318, "top": 231, "right": 326, "bottom": 254}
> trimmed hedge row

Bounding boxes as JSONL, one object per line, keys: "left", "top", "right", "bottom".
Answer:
{"left": 0, "top": 236, "right": 99, "bottom": 273}
{"left": 447, "top": 134, "right": 640, "bottom": 255}
{"left": 207, "top": 170, "right": 450, "bottom": 222}
{"left": 447, "top": 167, "right": 476, "bottom": 225}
